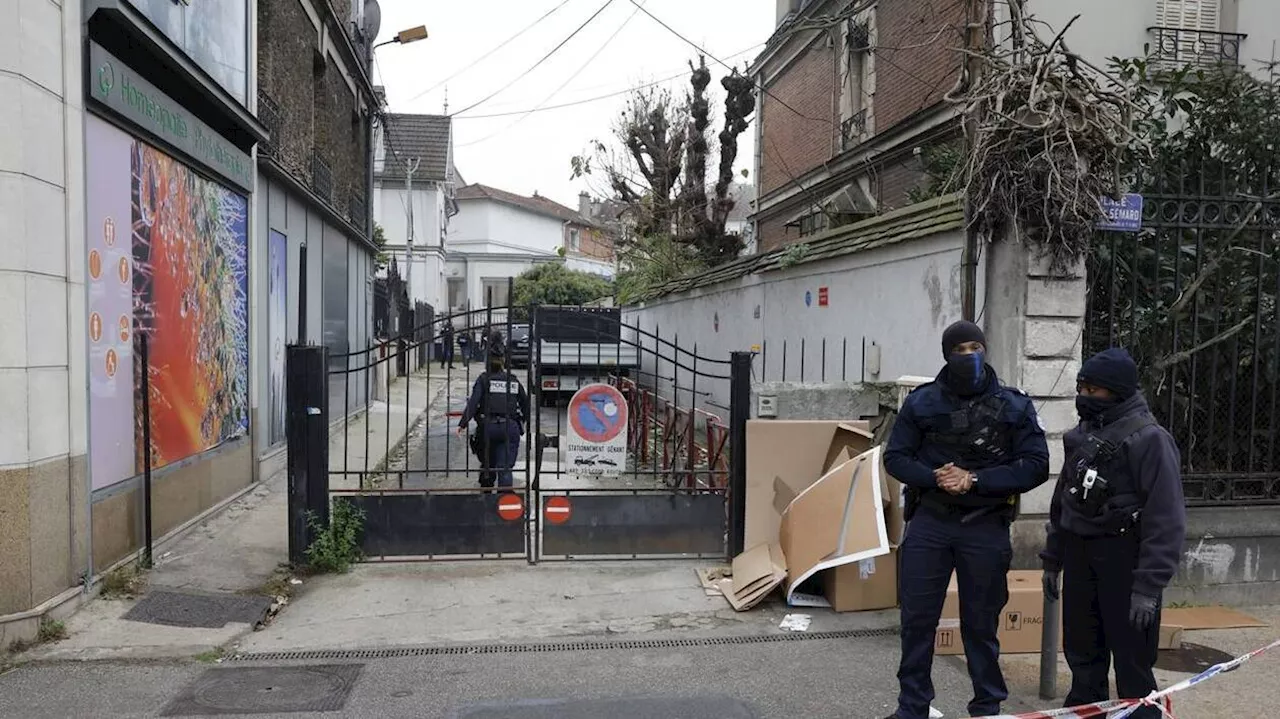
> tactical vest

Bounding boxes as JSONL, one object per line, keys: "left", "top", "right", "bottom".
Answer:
{"left": 1062, "top": 412, "right": 1156, "bottom": 533}
{"left": 912, "top": 392, "right": 1016, "bottom": 518}
{"left": 481, "top": 372, "right": 521, "bottom": 421}
{"left": 923, "top": 393, "right": 1012, "bottom": 469}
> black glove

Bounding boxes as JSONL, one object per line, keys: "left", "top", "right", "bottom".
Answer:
{"left": 1129, "top": 592, "right": 1160, "bottom": 631}
{"left": 1042, "top": 570, "right": 1060, "bottom": 602}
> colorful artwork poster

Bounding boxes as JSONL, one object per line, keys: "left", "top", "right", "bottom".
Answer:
{"left": 130, "top": 136, "right": 250, "bottom": 472}
{"left": 86, "top": 116, "right": 138, "bottom": 490}
{"left": 268, "top": 230, "right": 287, "bottom": 445}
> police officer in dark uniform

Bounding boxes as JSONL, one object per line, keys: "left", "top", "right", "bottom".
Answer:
{"left": 884, "top": 321, "right": 1050, "bottom": 719}
{"left": 1041, "top": 348, "right": 1185, "bottom": 718}
{"left": 456, "top": 333, "right": 529, "bottom": 488}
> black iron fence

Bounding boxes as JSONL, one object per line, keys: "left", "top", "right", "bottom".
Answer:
{"left": 1085, "top": 173, "right": 1280, "bottom": 505}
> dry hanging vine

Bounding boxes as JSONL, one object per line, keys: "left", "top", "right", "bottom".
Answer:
{"left": 948, "top": 1, "right": 1153, "bottom": 270}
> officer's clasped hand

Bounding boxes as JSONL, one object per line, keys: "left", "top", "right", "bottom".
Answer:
{"left": 934, "top": 463, "right": 973, "bottom": 495}
{"left": 1129, "top": 592, "right": 1159, "bottom": 630}
{"left": 1042, "top": 570, "right": 1060, "bottom": 602}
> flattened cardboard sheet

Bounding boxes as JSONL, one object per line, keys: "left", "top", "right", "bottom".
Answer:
{"left": 778, "top": 445, "right": 890, "bottom": 605}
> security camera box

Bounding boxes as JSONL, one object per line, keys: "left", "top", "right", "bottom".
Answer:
{"left": 744, "top": 420, "right": 874, "bottom": 549}
{"left": 935, "top": 570, "right": 1059, "bottom": 655}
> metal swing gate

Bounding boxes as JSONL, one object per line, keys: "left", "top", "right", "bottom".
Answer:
{"left": 286, "top": 299, "right": 752, "bottom": 565}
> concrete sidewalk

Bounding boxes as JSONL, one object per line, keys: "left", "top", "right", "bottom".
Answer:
{"left": 14, "top": 370, "right": 449, "bottom": 663}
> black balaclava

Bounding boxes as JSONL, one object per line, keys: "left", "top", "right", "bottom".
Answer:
{"left": 940, "top": 321, "right": 987, "bottom": 395}
{"left": 1076, "top": 347, "right": 1139, "bottom": 421}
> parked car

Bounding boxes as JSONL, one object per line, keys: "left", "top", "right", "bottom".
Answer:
{"left": 508, "top": 323, "right": 532, "bottom": 369}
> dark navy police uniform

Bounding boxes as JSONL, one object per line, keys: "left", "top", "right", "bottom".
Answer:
{"left": 459, "top": 369, "right": 529, "bottom": 488}
{"left": 885, "top": 323, "right": 1050, "bottom": 719}
{"left": 1042, "top": 349, "right": 1185, "bottom": 719}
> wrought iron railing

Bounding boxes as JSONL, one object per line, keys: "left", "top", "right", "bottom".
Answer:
{"left": 348, "top": 193, "right": 366, "bottom": 228}
{"left": 311, "top": 154, "right": 333, "bottom": 201}
{"left": 1086, "top": 161, "right": 1280, "bottom": 506}
{"left": 840, "top": 109, "right": 868, "bottom": 152}
{"left": 1148, "top": 27, "right": 1246, "bottom": 68}
{"left": 257, "top": 91, "right": 282, "bottom": 158}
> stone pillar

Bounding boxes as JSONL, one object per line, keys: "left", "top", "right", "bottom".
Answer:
{"left": 0, "top": 0, "right": 88, "bottom": 633}
{"left": 982, "top": 240, "right": 1085, "bottom": 515}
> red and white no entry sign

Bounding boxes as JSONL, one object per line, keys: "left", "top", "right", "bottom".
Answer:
{"left": 545, "top": 496, "right": 572, "bottom": 525}
{"left": 497, "top": 493, "right": 524, "bottom": 522}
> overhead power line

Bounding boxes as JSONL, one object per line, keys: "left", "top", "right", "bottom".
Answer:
{"left": 624, "top": 0, "right": 831, "bottom": 125}
{"left": 451, "top": 41, "right": 765, "bottom": 120}
{"left": 457, "top": 2, "right": 646, "bottom": 147}
{"left": 401, "top": 0, "right": 575, "bottom": 106}
{"left": 449, "top": 0, "right": 618, "bottom": 118}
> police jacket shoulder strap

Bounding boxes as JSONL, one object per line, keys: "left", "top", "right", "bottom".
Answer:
{"left": 1077, "top": 412, "right": 1157, "bottom": 466}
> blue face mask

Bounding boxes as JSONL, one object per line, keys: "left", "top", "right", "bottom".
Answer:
{"left": 947, "top": 351, "right": 985, "bottom": 392}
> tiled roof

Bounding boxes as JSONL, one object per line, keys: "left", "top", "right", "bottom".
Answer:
{"left": 380, "top": 113, "right": 451, "bottom": 182}
{"left": 456, "top": 184, "right": 598, "bottom": 226}
{"left": 633, "top": 194, "right": 965, "bottom": 303}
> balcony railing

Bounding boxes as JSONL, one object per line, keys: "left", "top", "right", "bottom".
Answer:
{"left": 257, "top": 91, "right": 282, "bottom": 158}
{"left": 840, "top": 109, "right": 868, "bottom": 152}
{"left": 349, "top": 193, "right": 367, "bottom": 227}
{"left": 311, "top": 154, "right": 333, "bottom": 201}
{"left": 1148, "top": 27, "right": 1246, "bottom": 68}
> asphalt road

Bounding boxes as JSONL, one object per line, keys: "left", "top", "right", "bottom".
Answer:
{"left": 0, "top": 634, "right": 1015, "bottom": 719}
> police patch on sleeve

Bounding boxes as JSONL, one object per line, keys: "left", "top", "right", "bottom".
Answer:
{"left": 1036, "top": 414, "right": 1046, "bottom": 432}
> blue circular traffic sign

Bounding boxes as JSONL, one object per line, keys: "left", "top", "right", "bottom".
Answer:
{"left": 568, "top": 384, "right": 627, "bottom": 444}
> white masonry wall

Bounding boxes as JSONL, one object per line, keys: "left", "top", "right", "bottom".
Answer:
{"left": 0, "top": 0, "right": 90, "bottom": 616}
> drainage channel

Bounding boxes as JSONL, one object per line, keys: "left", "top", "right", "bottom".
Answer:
{"left": 229, "top": 626, "right": 901, "bottom": 662}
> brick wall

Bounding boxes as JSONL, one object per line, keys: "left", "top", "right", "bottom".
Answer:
{"left": 759, "top": 40, "right": 836, "bottom": 198}
{"left": 874, "top": 0, "right": 964, "bottom": 130}
{"left": 573, "top": 225, "right": 615, "bottom": 262}
{"left": 258, "top": 0, "right": 315, "bottom": 182}
{"left": 258, "top": 0, "right": 370, "bottom": 234}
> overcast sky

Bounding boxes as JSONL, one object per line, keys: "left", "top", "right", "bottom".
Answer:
{"left": 371, "top": 0, "right": 776, "bottom": 208}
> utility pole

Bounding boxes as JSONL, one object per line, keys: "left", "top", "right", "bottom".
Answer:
{"left": 960, "top": 0, "right": 990, "bottom": 321}
{"left": 405, "top": 157, "right": 421, "bottom": 303}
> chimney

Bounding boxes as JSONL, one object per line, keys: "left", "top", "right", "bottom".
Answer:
{"left": 578, "top": 191, "right": 591, "bottom": 216}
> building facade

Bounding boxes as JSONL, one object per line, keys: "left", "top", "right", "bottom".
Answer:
{"left": 753, "top": 0, "right": 1280, "bottom": 254}
{"left": 256, "top": 0, "right": 381, "bottom": 447}
{"left": 1, "top": 0, "right": 378, "bottom": 634}
{"left": 445, "top": 184, "right": 615, "bottom": 316}
{"left": 373, "top": 112, "right": 459, "bottom": 314}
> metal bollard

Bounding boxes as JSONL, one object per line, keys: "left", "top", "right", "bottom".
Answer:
{"left": 1039, "top": 588, "right": 1061, "bottom": 700}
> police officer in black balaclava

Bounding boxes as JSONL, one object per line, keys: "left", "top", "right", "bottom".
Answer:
{"left": 883, "top": 321, "right": 1050, "bottom": 719}
{"left": 1041, "top": 347, "right": 1185, "bottom": 719}
{"left": 456, "top": 332, "right": 529, "bottom": 488}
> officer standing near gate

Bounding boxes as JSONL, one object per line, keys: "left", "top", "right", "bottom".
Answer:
{"left": 883, "top": 321, "right": 1050, "bottom": 719}
{"left": 457, "top": 333, "right": 529, "bottom": 489}
{"left": 1041, "top": 348, "right": 1185, "bottom": 719}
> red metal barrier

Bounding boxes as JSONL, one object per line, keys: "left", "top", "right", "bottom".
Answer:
{"left": 614, "top": 377, "right": 729, "bottom": 490}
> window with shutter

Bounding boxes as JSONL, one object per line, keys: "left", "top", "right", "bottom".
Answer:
{"left": 1154, "top": 0, "right": 1231, "bottom": 67}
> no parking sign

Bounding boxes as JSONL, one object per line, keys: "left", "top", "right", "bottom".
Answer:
{"left": 566, "top": 383, "right": 629, "bottom": 476}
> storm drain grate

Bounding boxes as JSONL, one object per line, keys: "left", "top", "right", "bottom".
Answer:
{"left": 124, "top": 590, "right": 274, "bottom": 629}
{"left": 229, "top": 626, "right": 900, "bottom": 662}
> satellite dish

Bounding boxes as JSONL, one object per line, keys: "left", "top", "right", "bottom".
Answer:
{"left": 363, "top": 0, "right": 382, "bottom": 43}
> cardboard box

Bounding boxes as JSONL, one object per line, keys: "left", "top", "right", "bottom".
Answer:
{"left": 825, "top": 547, "right": 898, "bottom": 612}
{"left": 936, "top": 570, "right": 1058, "bottom": 655}
{"left": 779, "top": 445, "right": 892, "bottom": 607}
{"left": 931, "top": 572, "right": 1189, "bottom": 655}
{"left": 744, "top": 421, "right": 873, "bottom": 549}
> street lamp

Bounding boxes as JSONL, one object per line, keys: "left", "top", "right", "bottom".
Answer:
{"left": 375, "top": 25, "right": 428, "bottom": 50}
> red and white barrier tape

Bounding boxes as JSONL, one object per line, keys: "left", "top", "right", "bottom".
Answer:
{"left": 975, "top": 637, "right": 1280, "bottom": 719}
